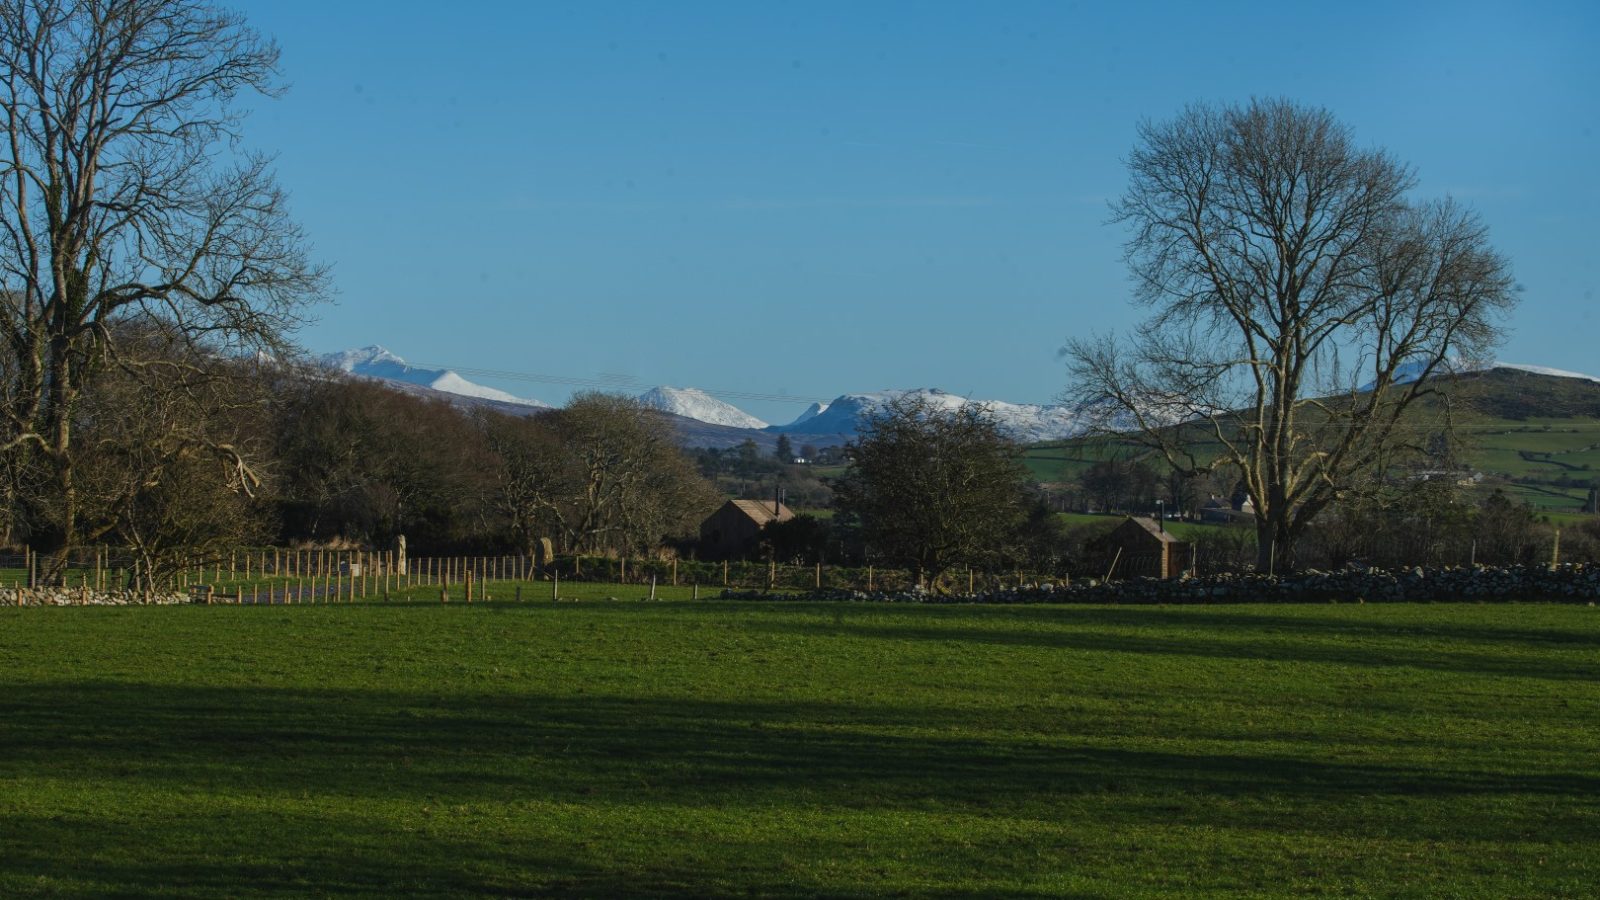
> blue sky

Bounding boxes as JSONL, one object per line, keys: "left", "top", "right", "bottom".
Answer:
{"left": 232, "top": 0, "right": 1599, "bottom": 423}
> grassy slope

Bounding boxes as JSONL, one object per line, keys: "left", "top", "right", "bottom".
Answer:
{"left": 1027, "top": 370, "right": 1600, "bottom": 513}
{"left": 2, "top": 602, "right": 1596, "bottom": 897}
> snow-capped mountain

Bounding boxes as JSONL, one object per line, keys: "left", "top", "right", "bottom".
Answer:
{"left": 783, "top": 401, "right": 830, "bottom": 428}
{"left": 321, "top": 346, "right": 551, "bottom": 408}
{"left": 636, "top": 386, "right": 768, "bottom": 429}
{"left": 774, "top": 388, "right": 1087, "bottom": 443}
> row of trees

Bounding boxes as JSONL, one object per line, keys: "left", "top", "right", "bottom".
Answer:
{"left": 8, "top": 356, "right": 726, "bottom": 586}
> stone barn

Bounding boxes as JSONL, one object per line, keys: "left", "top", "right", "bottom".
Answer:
{"left": 700, "top": 499, "right": 796, "bottom": 559}
{"left": 1095, "top": 516, "right": 1193, "bottom": 580}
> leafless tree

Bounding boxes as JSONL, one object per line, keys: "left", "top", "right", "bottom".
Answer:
{"left": 834, "top": 395, "right": 1032, "bottom": 587}
{"left": 73, "top": 331, "right": 271, "bottom": 591}
{"left": 482, "top": 394, "right": 718, "bottom": 556}
{"left": 1064, "top": 99, "right": 1516, "bottom": 572}
{"left": 0, "top": 0, "right": 326, "bottom": 567}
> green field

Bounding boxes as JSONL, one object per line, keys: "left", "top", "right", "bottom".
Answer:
{"left": 3, "top": 601, "right": 1596, "bottom": 897}
{"left": 1026, "top": 425, "right": 1600, "bottom": 515}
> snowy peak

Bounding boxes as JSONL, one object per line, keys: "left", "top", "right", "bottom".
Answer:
{"left": 322, "top": 345, "right": 407, "bottom": 371}
{"left": 320, "top": 346, "right": 550, "bottom": 408}
{"left": 1495, "top": 363, "right": 1600, "bottom": 384}
{"left": 784, "top": 401, "right": 830, "bottom": 428}
{"left": 1362, "top": 359, "right": 1600, "bottom": 392}
{"left": 637, "top": 386, "right": 768, "bottom": 429}
{"left": 775, "top": 388, "right": 1086, "bottom": 442}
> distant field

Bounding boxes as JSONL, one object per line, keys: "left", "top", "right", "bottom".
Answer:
{"left": 1026, "top": 416, "right": 1600, "bottom": 515}
{"left": 3, "top": 602, "right": 1595, "bottom": 896}
{"left": 1056, "top": 511, "right": 1220, "bottom": 541}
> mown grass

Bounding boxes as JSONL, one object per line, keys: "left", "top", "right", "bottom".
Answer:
{"left": 2, "top": 602, "right": 1597, "bottom": 897}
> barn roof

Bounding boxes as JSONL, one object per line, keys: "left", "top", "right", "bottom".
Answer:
{"left": 725, "top": 499, "right": 796, "bottom": 525}
{"left": 1121, "top": 515, "right": 1181, "bottom": 543}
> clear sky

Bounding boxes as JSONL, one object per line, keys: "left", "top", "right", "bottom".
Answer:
{"left": 231, "top": 0, "right": 1599, "bottom": 424}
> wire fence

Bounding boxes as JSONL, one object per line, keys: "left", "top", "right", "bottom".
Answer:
{"left": 0, "top": 546, "right": 1102, "bottom": 604}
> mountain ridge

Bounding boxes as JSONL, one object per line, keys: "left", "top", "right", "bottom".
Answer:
{"left": 321, "top": 345, "right": 1600, "bottom": 451}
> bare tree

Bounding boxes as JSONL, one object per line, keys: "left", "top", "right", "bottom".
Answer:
{"left": 482, "top": 394, "right": 718, "bottom": 556}
{"left": 1064, "top": 99, "right": 1515, "bottom": 572}
{"left": 0, "top": 0, "right": 326, "bottom": 566}
{"left": 73, "top": 333, "right": 270, "bottom": 591}
{"left": 834, "top": 395, "right": 1032, "bottom": 587}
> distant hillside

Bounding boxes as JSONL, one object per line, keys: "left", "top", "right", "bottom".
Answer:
{"left": 1025, "top": 367, "right": 1600, "bottom": 514}
{"left": 1443, "top": 367, "right": 1600, "bottom": 420}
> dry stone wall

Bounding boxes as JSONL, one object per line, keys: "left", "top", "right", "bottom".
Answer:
{"left": 719, "top": 564, "right": 1600, "bottom": 605}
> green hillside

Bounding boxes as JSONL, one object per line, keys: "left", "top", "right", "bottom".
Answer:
{"left": 1027, "top": 368, "right": 1600, "bottom": 514}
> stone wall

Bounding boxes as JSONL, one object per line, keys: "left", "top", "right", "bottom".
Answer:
{"left": 719, "top": 563, "right": 1600, "bottom": 605}
{"left": 5, "top": 588, "right": 187, "bottom": 606}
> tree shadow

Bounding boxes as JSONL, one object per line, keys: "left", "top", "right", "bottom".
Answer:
{"left": 4, "top": 675, "right": 1598, "bottom": 895}
{"left": 745, "top": 612, "right": 1599, "bottom": 684}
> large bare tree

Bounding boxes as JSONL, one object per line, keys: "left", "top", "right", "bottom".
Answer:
{"left": 1064, "top": 99, "right": 1515, "bottom": 572}
{"left": 0, "top": 0, "right": 326, "bottom": 566}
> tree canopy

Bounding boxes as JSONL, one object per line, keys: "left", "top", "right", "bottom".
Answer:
{"left": 834, "top": 396, "right": 1034, "bottom": 586}
{"left": 1064, "top": 98, "right": 1516, "bottom": 572}
{"left": 0, "top": 0, "right": 327, "bottom": 565}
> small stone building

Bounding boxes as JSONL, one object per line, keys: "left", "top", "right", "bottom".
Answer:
{"left": 1095, "top": 516, "right": 1193, "bottom": 580}
{"left": 700, "top": 499, "right": 796, "bottom": 559}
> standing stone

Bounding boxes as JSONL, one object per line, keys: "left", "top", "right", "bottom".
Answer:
{"left": 394, "top": 534, "right": 408, "bottom": 576}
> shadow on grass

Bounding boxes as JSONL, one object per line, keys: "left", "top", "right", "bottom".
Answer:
{"left": 4, "top": 679, "right": 1598, "bottom": 895}
{"left": 5, "top": 681, "right": 1597, "bottom": 806}
{"left": 743, "top": 612, "right": 1599, "bottom": 683}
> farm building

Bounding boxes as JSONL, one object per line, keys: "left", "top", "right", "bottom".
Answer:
{"left": 700, "top": 499, "right": 795, "bottom": 559}
{"left": 1199, "top": 493, "right": 1255, "bottom": 524}
{"left": 1094, "top": 516, "right": 1193, "bottom": 580}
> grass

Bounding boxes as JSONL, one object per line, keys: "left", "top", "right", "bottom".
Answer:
{"left": 1022, "top": 371, "right": 1600, "bottom": 513}
{"left": 2, "top": 601, "right": 1597, "bottom": 896}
